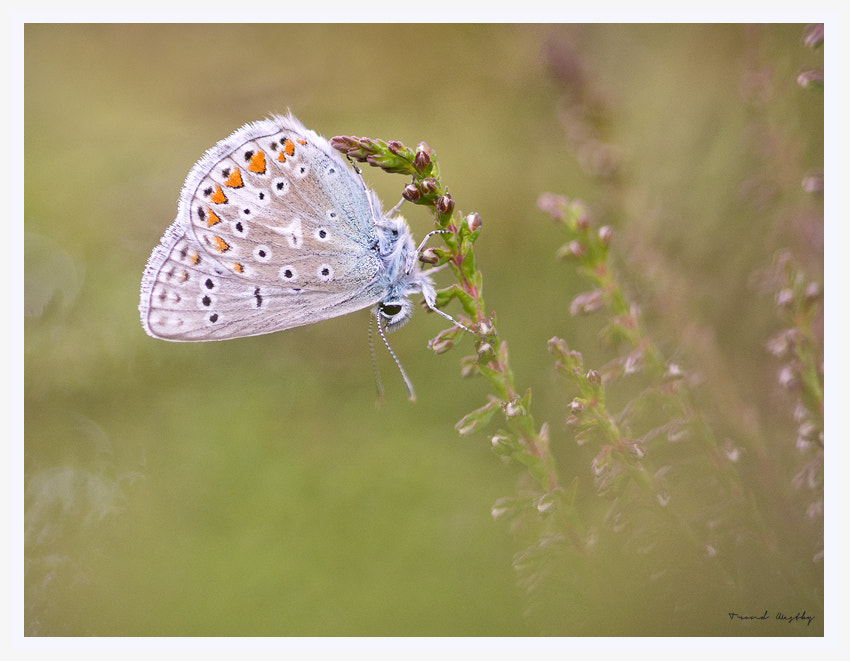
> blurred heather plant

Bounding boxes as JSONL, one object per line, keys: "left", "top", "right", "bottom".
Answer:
{"left": 764, "top": 251, "right": 824, "bottom": 521}
{"left": 755, "top": 21, "right": 825, "bottom": 546}
{"left": 330, "top": 23, "right": 823, "bottom": 635}
{"left": 529, "top": 24, "right": 823, "bottom": 634}
{"left": 537, "top": 194, "right": 762, "bottom": 633}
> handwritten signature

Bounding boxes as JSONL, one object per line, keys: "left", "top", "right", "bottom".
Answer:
{"left": 728, "top": 610, "right": 816, "bottom": 626}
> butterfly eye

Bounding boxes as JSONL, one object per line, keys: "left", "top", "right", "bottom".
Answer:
{"left": 379, "top": 301, "right": 412, "bottom": 331}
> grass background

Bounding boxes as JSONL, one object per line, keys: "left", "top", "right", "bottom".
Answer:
{"left": 23, "top": 23, "right": 824, "bottom": 636}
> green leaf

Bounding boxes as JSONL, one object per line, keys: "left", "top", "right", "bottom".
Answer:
{"left": 455, "top": 397, "right": 501, "bottom": 436}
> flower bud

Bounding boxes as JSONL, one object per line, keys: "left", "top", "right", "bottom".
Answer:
{"left": 778, "top": 365, "right": 796, "bottom": 389}
{"left": 804, "top": 282, "right": 821, "bottom": 301}
{"left": 570, "top": 290, "right": 603, "bottom": 316}
{"left": 473, "top": 316, "right": 494, "bottom": 336}
{"left": 418, "top": 247, "right": 442, "bottom": 264}
{"left": 436, "top": 194, "right": 455, "bottom": 215}
{"left": 466, "top": 212, "right": 482, "bottom": 233}
{"left": 803, "top": 23, "right": 824, "bottom": 48}
{"left": 537, "top": 193, "right": 568, "bottom": 220}
{"left": 504, "top": 401, "right": 522, "bottom": 418}
{"left": 419, "top": 177, "right": 438, "bottom": 196}
{"left": 330, "top": 135, "right": 367, "bottom": 161}
{"left": 775, "top": 288, "right": 794, "bottom": 310}
{"left": 576, "top": 214, "right": 590, "bottom": 232}
{"left": 797, "top": 68, "right": 824, "bottom": 89}
{"left": 570, "top": 240, "right": 586, "bottom": 257}
{"left": 428, "top": 335, "right": 454, "bottom": 354}
{"left": 476, "top": 340, "right": 494, "bottom": 359}
{"left": 329, "top": 135, "right": 354, "bottom": 151}
{"left": 802, "top": 171, "right": 824, "bottom": 193}
{"left": 722, "top": 439, "right": 741, "bottom": 462}
{"left": 414, "top": 146, "right": 432, "bottom": 172}
{"left": 358, "top": 137, "right": 380, "bottom": 152}
{"left": 402, "top": 183, "right": 421, "bottom": 203}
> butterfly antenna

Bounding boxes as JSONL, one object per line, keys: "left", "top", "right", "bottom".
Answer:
{"left": 375, "top": 313, "right": 417, "bottom": 402}
{"left": 369, "top": 313, "right": 385, "bottom": 406}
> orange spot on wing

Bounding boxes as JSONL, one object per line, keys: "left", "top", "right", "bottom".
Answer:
{"left": 297, "top": 139, "right": 307, "bottom": 145}
{"left": 248, "top": 150, "right": 266, "bottom": 174}
{"left": 190, "top": 251, "right": 201, "bottom": 265}
{"left": 209, "top": 184, "right": 227, "bottom": 204}
{"left": 232, "top": 262, "right": 244, "bottom": 273}
{"left": 211, "top": 236, "right": 230, "bottom": 253}
{"left": 205, "top": 209, "right": 221, "bottom": 227}
{"left": 223, "top": 167, "right": 243, "bottom": 188}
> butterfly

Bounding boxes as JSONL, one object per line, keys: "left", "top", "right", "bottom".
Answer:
{"left": 139, "top": 112, "right": 460, "bottom": 399}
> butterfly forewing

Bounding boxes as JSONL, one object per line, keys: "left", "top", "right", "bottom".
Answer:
{"left": 140, "top": 114, "right": 388, "bottom": 341}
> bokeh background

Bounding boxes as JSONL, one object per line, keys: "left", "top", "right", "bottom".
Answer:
{"left": 23, "top": 23, "right": 824, "bottom": 637}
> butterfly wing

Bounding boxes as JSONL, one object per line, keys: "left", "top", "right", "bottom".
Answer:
{"left": 140, "top": 114, "right": 387, "bottom": 341}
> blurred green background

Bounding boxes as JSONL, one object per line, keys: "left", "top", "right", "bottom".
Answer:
{"left": 24, "top": 23, "right": 823, "bottom": 636}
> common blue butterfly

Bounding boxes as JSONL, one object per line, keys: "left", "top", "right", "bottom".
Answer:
{"left": 139, "top": 112, "right": 458, "bottom": 398}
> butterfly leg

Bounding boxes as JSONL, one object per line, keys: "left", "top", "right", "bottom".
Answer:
{"left": 386, "top": 197, "right": 406, "bottom": 217}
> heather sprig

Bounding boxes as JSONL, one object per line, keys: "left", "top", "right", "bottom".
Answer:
{"left": 766, "top": 251, "right": 823, "bottom": 445}
{"left": 764, "top": 250, "right": 824, "bottom": 525}
{"left": 539, "top": 193, "right": 745, "bottom": 521}
{"left": 331, "top": 133, "right": 560, "bottom": 496}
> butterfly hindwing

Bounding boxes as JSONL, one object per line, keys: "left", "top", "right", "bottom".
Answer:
{"left": 140, "top": 114, "right": 389, "bottom": 341}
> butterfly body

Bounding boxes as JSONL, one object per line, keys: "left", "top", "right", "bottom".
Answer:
{"left": 139, "top": 113, "right": 435, "bottom": 342}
